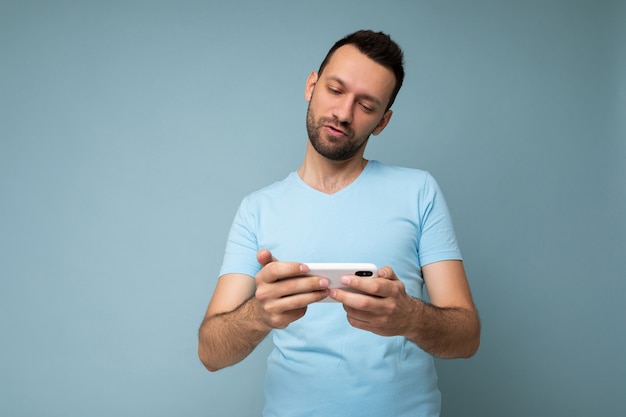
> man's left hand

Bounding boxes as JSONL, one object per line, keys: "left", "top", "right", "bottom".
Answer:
{"left": 329, "top": 266, "right": 417, "bottom": 337}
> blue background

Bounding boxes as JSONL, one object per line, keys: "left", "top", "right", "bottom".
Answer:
{"left": 1, "top": 1, "right": 624, "bottom": 416}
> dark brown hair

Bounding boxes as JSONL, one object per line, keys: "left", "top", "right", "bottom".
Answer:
{"left": 318, "top": 30, "right": 405, "bottom": 110}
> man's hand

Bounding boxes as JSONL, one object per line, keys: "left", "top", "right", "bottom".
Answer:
{"left": 328, "top": 266, "right": 415, "bottom": 337}
{"left": 329, "top": 261, "right": 480, "bottom": 359}
{"left": 254, "top": 249, "right": 330, "bottom": 330}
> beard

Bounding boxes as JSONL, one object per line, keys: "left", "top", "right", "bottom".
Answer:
{"left": 305, "top": 104, "right": 371, "bottom": 161}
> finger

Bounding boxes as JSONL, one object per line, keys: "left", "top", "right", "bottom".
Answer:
{"left": 257, "top": 283, "right": 330, "bottom": 314}
{"left": 340, "top": 274, "right": 385, "bottom": 296}
{"left": 329, "top": 287, "right": 378, "bottom": 310}
{"left": 257, "top": 249, "right": 279, "bottom": 267}
{"left": 338, "top": 274, "right": 400, "bottom": 301}
{"left": 257, "top": 261, "right": 307, "bottom": 284}
{"left": 274, "top": 289, "right": 330, "bottom": 311}
{"left": 276, "top": 274, "right": 330, "bottom": 296}
{"left": 377, "top": 266, "right": 398, "bottom": 280}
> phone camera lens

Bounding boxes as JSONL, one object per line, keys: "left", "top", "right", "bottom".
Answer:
{"left": 355, "top": 271, "right": 373, "bottom": 277}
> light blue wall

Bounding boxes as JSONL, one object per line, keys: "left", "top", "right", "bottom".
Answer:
{"left": 1, "top": 1, "right": 624, "bottom": 416}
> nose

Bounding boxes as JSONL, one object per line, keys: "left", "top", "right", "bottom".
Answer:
{"left": 332, "top": 96, "right": 354, "bottom": 125}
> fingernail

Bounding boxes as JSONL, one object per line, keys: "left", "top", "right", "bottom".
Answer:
{"left": 340, "top": 275, "right": 351, "bottom": 285}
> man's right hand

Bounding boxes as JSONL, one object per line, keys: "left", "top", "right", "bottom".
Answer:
{"left": 254, "top": 249, "right": 330, "bottom": 329}
{"left": 198, "top": 249, "right": 330, "bottom": 371}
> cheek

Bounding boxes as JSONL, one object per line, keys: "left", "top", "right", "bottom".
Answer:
{"left": 369, "top": 113, "right": 390, "bottom": 134}
{"left": 357, "top": 116, "right": 384, "bottom": 135}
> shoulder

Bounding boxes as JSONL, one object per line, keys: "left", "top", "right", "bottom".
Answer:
{"left": 367, "top": 160, "right": 437, "bottom": 188}
{"left": 240, "top": 172, "right": 299, "bottom": 205}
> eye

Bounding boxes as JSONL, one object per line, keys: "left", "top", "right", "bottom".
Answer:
{"left": 328, "top": 86, "right": 342, "bottom": 95}
{"left": 359, "top": 102, "right": 375, "bottom": 113}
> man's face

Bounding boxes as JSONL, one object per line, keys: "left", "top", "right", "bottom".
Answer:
{"left": 305, "top": 45, "right": 396, "bottom": 161}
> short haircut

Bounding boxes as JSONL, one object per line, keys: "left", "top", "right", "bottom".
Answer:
{"left": 318, "top": 30, "right": 405, "bottom": 110}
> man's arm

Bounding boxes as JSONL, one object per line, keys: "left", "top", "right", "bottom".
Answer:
{"left": 198, "top": 274, "right": 268, "bottom": 372}
{"left": 414, "top": 260, "right": 480, "bottom": 358}
{"left": 329, "top": 260, "right": 480, "bottom": 359}
{"left": 198, "top": 250, "right": 331, "bottom": 372}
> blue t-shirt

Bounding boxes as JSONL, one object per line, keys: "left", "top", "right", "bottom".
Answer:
{"left": 220, "top": 160, "right": 462, "bottom": 417}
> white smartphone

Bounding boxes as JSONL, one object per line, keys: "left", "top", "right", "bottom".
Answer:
{"left": 304, "top": 262, "right": 378, "bottom": 302}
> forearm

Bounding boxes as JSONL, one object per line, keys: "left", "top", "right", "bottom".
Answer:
{"left": 404, "top": 298, "right": 480, "bottom": 359}
{"left": 198, "top": 296, "right": 271, "bottom": 372}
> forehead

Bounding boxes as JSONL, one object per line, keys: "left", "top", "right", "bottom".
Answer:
{"left": 321, "top": 45, "right": 395, "bottom": 105}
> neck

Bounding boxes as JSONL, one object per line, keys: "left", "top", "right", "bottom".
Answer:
{"left": 297, "top": 142, "right": 368, "bottom": 194}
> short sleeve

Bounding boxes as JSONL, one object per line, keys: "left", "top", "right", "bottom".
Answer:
{"left": 417, "top": 173, "right": 462, "bottom": 266}
{"left": 218, "top": 196, "right": 261, "bottom": 278}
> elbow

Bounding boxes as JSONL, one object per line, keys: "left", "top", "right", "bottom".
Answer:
{"left": 198, "top": 346, "right": 225, "bottom": 373}
{"left": 197, "top": 335, "right": 232, "bottom": 372}
{"left": 202, "top": 363, "right": 223, "bottom": 373}
{"left": 200, "top": 360, "right": 221, "bottom": 373}
{"left": 461, "top": 333, "right": 481, "bottom": 359}
{"left": 440, "top": 336, "right": 480, "bottom": 360}
{"left": 197, "top": 317, "right": 228, "bottom": 372}
{"left": 461, "top": 317, "right": 481, "bottom": 359}
{"left": 446, "top": 312, "right": 481, "bottom": 359}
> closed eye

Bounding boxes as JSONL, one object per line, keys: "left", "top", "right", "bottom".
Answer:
{"left": 359, "top": 102, "right": 375, "bottom": 113}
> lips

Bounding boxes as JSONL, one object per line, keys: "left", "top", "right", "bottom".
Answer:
{"left": 324, "top": 123, "right": 348, "bottom": 137}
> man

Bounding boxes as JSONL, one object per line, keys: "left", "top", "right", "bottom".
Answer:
{"left": 198, "top": 30, "right": 480, "bottom": 416}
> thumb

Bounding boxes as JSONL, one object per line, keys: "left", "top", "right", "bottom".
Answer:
{"left": 257, "top": 249, "right": 279, "bottom": 267}
{"left": 378, "top": 266, "right": 398, "bottom": 280}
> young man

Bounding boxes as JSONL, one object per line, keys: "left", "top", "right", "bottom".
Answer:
{"left": 198, "top": 30, "right": 480, "bottom": 416}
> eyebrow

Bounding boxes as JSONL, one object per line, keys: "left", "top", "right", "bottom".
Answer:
{"left": 325, "top": 76, "right": 384, "bottom": 108}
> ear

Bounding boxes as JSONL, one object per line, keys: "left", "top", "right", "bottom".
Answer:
{"left": 372, "top": 109, "right": 393, "bottom": 136}
{"left": 304, "top": 71, "right": 318, "bottom": 102}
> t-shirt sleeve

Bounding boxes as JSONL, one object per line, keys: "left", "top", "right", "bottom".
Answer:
{"left": 218, "top": 196, "right": 261, "bottom": 278}
{"left": 417, "top": 173, "right": 463, "bottom": 266}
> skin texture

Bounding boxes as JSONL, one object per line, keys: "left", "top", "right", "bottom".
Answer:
{"left": 198, "top": 44, "right": 480, "bottom": 372}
